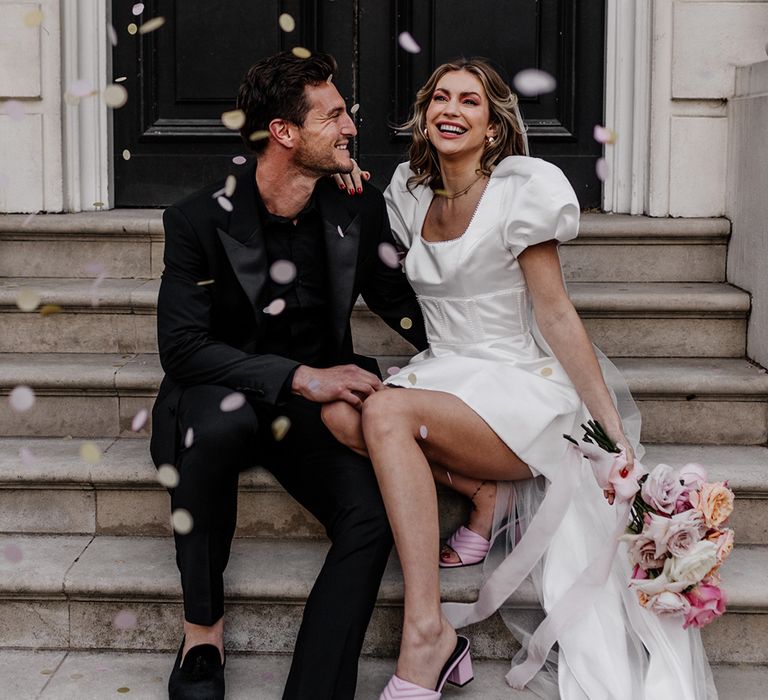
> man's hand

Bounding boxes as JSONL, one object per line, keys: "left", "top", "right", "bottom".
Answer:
{"left": 292, "top": 364, "right": 383, "bottom": 409}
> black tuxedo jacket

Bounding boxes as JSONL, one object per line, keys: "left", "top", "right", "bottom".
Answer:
{"left": 150, "top": 163, "right": 428, "bottom": 467}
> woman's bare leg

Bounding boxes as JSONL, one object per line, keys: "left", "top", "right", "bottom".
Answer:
{"left": 361, "top": 388, "right": 531, "bottom": 689}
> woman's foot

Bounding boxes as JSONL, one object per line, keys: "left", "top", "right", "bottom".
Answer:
{"left": 395, "top": 616, "right": 459, "bottom": 690}
{"left": 440, "top": 480, "right": 496, "bottom": 566}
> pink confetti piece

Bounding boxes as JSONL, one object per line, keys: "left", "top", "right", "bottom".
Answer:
{"left": 8, "top": 386, "right": 35, "bottom": 412}
{"left": 184, "top": 427, "right": 194, "bottom": 448}
{"left": 269, "top": 260, "right": 297, "bottom": 284}
{"left": 113, "top": 609, "right": 138, "bottom": 630}
{"left": 419, "top": 425, "right": 428, "bottom": 439}
{"left": 131, "top": 408, "right": 148, "bottom": 432}
{"left": 593, "top": 125, "right": 616, "bottom": 144}
{"left": 3, "top": 543, "right": 23, "bottom": 563}
{"left": 378, "top": 242, "right": 399, "bottom": 268}
{"left": 220, "top": 392, "right": 246, "bottom": 412}
{"left": 131, "top": 3, "right": 145, "bottom": 15}
{"left": 398, "top": 31, "right": 421, "bottom": 54}
{"left": 263, "top": 298, "right": 286, "bottom": 316}
{"left": 513, "top": 69, "right": 557, "bottom": 96}
{"left": 217, "top": 196, "right": 233, "bottom": 212}
{"left": 108, "top": 23, "right": 118, "bottom": 46}
{"left": 446, "top": 471, "right": 453, "bottom": 486}
{"left": 307, "top": 379, "right": 321, "bottom": 393}
{"left": 3, "top": 100, "right": 25, "bottom": 121}
{"left": 262, "top": 671, "right": 275, "bottom": 681}
{"left": 68, "top": 79, "right": 95, "bottom": 98}
{"left": 19, "top": 447, "right": 35, "bottom": 466}
{"left": 386, "top": 366, "right": 401, "bottom": 376}
{"left": 595, "top": 158, "right": 609, "bottom": 181}
{"left": 232, "top": 155, "right": 247, "bottom": 165}
{"left": 22, "top": 212, "right": 37, "bottom": 227}
{"left": 83, "top": 262, "right": 106, "bottom": 277}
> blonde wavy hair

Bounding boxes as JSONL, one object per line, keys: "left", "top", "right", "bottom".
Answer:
{"left": 402, "top": 57, "right": 528, "bottom": 191}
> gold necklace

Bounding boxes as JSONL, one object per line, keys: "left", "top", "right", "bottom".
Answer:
{"left": 434, "top": 173, "right": 486, "bottom": 199}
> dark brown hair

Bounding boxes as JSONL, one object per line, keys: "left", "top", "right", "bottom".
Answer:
{"left": 236, "top": 51, "right": 337, "bottom": 153}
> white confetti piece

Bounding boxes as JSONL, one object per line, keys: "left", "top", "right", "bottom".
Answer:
{"left": 221, "top": 109, "right": 245, "bottom": 130}
{"left": 337, "top": 225, "right": 344, "bottom": 238}
{"left": 122, "top": 149, "right": 131, "bottom": 161}
{"left": 378, "top": 242, "right": 400, "bottom": 268}
{"left": 9, "top": 386, "right": 35, "bottom": 412}
{"left": 184, "top": 427, "right": 194, "bottom": 448}
{"left": 279, "top": 13, "right": 295, "bottom": 32}
{"left": 104, "top": 84, "right": 128, "bottom": 108}
{"left": 292, "top": 47, "right": 311, "bottom": 59}
{"left": 386, "top": 366, "right": 401, "bottom": 376}
{"left": 80, "top": 442, "right": 102, "bottom": 464}
{"left": 446, "top": 470, "right": 453, "bottom": 485}
{"left": 2, "top": 544, "right": 23, "bottom": 564}
{"left": 22, "top": 212, "right": 37, "bottom": 227}
{"left": 171, "top": 509, "right": 193, "bottom": 535}
{"left": 400, "top": 317, "right": 413, "bottom": 330}
{"left": 196, "top": 279, "right": 215, "bottom": 286}
{"left": 108, "top": 23, "right": 118, "bottom": 46}
{"left": 220, "top": 392, "right": 246, "bottom": 412}
{"left": 157, "top": 464, "right": 180, "bottom": 488}
{"left": 224, "top": 174, "right": 237, "bottom": 197}
{"left": 139, "top": 16, "right": 165, "bottom": 34}
{"left": 513, "top": 69, "right": 557, "bottom": 96}
{"left": 419, "top": 425, "right": 428, "bottom": 439}
{"left": 595, "top": 157, "right": 609, "bottom": 181}
{"left": 232, "top": 155, "right": 247, "bottom": 165}
{"left": 113, "top": 609, "right": 137, "bottom": 630}
{"left": 263, "top": 298, "right": 286, "bottom": 315}
{"left": 131, "top": 408, "right": 148, "bottom": 432}
{"left": 398, "top": 31, "right": 421, "bottom": 54}
{"left": 350, "top": 103, "right": 360, "bottom": 115}
{"left": 23, "top": 9, "right": 43, "bottom": 27}
{"left": 271, "top": 416, "right": 291, "bottom": 441}
{"left": 131, "top": 3, "right": 145, "bottom": 16}
{"left": 16, "top": 287, "right": 40, "bottom": 312}
{"left": 19, "top": 447, "right": 35, "bottom": 466}
{"left": 408, "top": 373, "right": 417, "bottom": 385}
{"left": 115, "top": 76, "right": 127, "bottom": 83}
{"left": 270, "top": 260, "right": 297, "bottom": 284}
{"left": 217, "top": 196, "right": 233, "bottom": 212}
{"left": 3, "top": 100, "right": 25, "bottom": 121}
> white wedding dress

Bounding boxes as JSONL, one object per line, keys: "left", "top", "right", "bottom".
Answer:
{"left": 383, "top": 156, "right": 717, "bottom": 699}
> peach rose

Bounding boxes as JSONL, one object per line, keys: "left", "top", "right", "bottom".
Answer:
{"left": 690, "top": 482, "right": 734, "bottom": 528}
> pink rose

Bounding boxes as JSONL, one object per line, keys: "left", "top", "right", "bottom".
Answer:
{"left": 662, "top": 510, "right": 706, "bottom": 557}
{"left": 647, "top": 590, "right": 691, "bottom": 618}
{"left": 679, "top": 463, "right": 708, "bottom": 489}
{"left": 643, "top": 513, "right": 672, "bottom": 558}
{"left": 673, "top": 489, "right": 694, "bottom": 514}
{"left": 683, "top": 584, "right": 727, "bottom": 629}
{"left": 623, "top": 533, "right": 667, "bottom": 570}
{"left": 641, "top": 464, "right": 684, "bottom": 515}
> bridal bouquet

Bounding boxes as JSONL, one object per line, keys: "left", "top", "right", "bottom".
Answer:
{"left": 565, "top": 421, "right": 735, "bottom": 629}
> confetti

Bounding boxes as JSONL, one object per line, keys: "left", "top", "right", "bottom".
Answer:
{"left": 262, "top": 671, "right": 275, "bottom": 681}
{"left": 115, "top": 76, "right": 127, "bottom": 83}
{"left": 40, "top": 669, "right": 55, "bottom": 676}
{"left": 19, "top": 447, "right": 35, "bottom": 466}
{"left": 337, "top": 225, "right": 344, "bottom": 238}
{"left": 270, "top": 260, "right": 297, "bottom": 284}
{"left": 116, "top": 687, "right": 131, "bottom": 694}
{"left": 39, "top": 304, "right": 62, "bottom": 316}
{"left": 131, "top": 3, "right": 145, "bottom": 15}
{"left": 398, "top": 31, "right": 421, "bottom": 54}
{"left": 446, "top": 471, "right": 453, "bottom": 485}
{"left": 104, "top": 84, "right": 128, "bottom": 108}
{"left": 70, "top": 673, "right": 83, "bottom": 680}
{"left": 3, "top": 100, "right": 25, "bottom": 121}
{"left": 108, "top": 23, "right": 118, "bottom": 46}
{"left": 386, "top": 366, "right": 401, "bottom": 376}
{"left": 513, "top": 69, "right": 557, "bottom": 96}
{"left": 292, "top": 47, "right": 311, "bottom": 59}
{"left": 217, "top": 196, "right": 233, "bottom": 212}
{"left": 80, "top": 442, "right": 102, "bottom": 464}
{"left": 68, "top": 79, "right": 95, "bottom": 98}
{"left": 326, "top": 74, "right": 333, "bottom": 85}
{"left": 595, "top": 158, "right": 609, "bottom": 182}
{"left": 232, "top": 155, "right": 247, "bottom": 165}
{"left": 350, "top": 103, "right": 360, "bottom": 115}
{"left": 419, "top": 425, "right": 428, "bottom": 439}
{"left": 22, "top": 212, "right": 37, "bottom": 227}
{"left": 249, "top": 130, "right": 270, "bottom": 142}
{"left": 264, "top": 298, "right": 286, "bottom": 315}
{"left": 131, "top": 408, "right": 148, "bottom": 432}
{"left": 171, "top": 509, "right": 193, "bottom": 534}
{"left": 408, "top": 373, "right": 417, "bottom": 385}
{"left": 279, "top": 13, "right": 295, "bottom": 32}
{"left": 84, "top": 262, "right": 106, "bottom": 277}
{"left": 139, "top": 16, "right": 165, "bottom": 34}
{"left": 9, "top": 386, "right": 35, "bottom": 412}
{"left": 2, "top": 543, "right": 23, "bottom": 563}
{"left": 378, "top": 242, "right": 400, "bottom": 268}
{"left": 220, "top": 392, "right": 246, "bottom": 412}
{"left": 113, "top": 609, "right": 138, "bottom": 630}
{"left": 23, "top": 8, "right": 43, "bottom": 27}
{"left": 196, "top": 279, "right": 215, "bottom": 286}
{"left": 593, "top": 125, "right": 617, "bottom": 145}
{"left": 157, "top": 464, "right": 180, "bottom": 488}
{"left": 121, "top": 149, "right": 132, "bottom": 161}
{"left": 224, "top": 175, "right": 237, "bottom": 197}
{"left": 127, "top": 23, "right": 138, "bottom": 35}
{"left": 16, "top": 288, "right": 40, "bottom": 311}
{"left": 184, "top": 427, "right": 194, "bottom": 448}
{"left": 221, "top": 109, "right": 246, "bottom": 130}
{"left": 400, "top": 317, "right": 413, "bottom": 330}
{"left": 540, "top": 367, "right": 553, "bottom": 377}
{"left": 271, "top": 416, "right": 291, "bottom": 441}
{"left": 307, "top": 379, "right": 321, "bottom": 393}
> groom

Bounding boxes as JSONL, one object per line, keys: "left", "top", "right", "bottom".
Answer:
{"left": 150, "top": 50, "right": 427, "bottom": 699}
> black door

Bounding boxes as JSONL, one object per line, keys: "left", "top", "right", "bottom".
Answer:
{"left": 113, "top": 0, "right": 604, "bottom": 207}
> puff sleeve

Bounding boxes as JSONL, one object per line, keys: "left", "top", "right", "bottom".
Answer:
{"left": 501, "top": 158, "right": 580, "bottom": 258}
{"left": 384, "top": 161, "right": 421, "bottom": 250}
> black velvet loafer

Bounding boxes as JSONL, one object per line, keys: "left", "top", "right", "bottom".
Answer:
{"left": 168, "top": 638, "right": 225, "bottom": 700}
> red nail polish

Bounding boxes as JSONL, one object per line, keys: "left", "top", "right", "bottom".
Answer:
{"left": 620, "top": 468, "right": 629, "bottom": 478}
{"left": 339, "top": 183, "right": 346, "bottom": 190}
{"left": 357, "top": 187, "right": 362, "bottom": 194}
{"left": 348, "top": 189, "right": 354, "bottom": 195}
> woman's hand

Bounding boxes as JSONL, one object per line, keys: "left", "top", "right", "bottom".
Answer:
{"left": 332, "top": 158, "right": 371, "bottom": 195}
{"left": 602, "top": 433, "right": 635, "bottom": 505}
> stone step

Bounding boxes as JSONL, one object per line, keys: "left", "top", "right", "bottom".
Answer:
{"left": 0, "top": 278, "right": 749, "bottom": 357}
{"left": 0, "top": 212, "right": 729, "bottom": 282}
{"left": 0, "top": 438, "right": 765, "bottom": 544}
{"left": 4, "top": 354, "right": 764, "bottom": 443}
{"left": 0, "top": 534, "right": 764, "bottom": 666}
{"left": 0, "top": 649, "right": 760, "bottom": 700}
{"left": 2, "top": 650, "right": 763, "bottom": 700}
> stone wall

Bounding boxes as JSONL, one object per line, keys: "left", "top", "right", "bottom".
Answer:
{"left": 727, "top": 60, "right": 768, "bottom": 367}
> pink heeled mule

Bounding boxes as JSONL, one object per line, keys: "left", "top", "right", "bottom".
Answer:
{"left": 379, "top": 636, "right": 474, "bottom": 699}
{"left": 439, "top": 526, "right": 491, "bottom": 569}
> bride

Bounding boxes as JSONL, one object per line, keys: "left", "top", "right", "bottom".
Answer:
{"left": 324, "top": 57, "right": 717, "bottom": 699}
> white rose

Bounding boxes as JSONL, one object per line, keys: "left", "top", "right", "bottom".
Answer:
{"left": 647, "top": 590, "right": 691, "bottom": 618}
{"left": 632, "top": 558, "right": 688, "bottom": 596}
{"left": 668, "top": 540, "right": 718, "bottom": 586}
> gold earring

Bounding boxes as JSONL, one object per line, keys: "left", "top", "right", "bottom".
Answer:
{"left": 424, "top": 127, "right": 429, "bottom": 140}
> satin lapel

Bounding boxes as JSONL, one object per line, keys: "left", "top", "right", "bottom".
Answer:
{"left": 216, "top": 162, "right": 267, "bottom": 319}
{"left": 320, "top": 194, "right": 361, "bottom": 350}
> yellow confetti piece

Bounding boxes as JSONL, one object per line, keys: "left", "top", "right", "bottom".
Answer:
{"left": 40, "top": 669, "right": 55, "bottom": 676}
{"left": 271, "top": 416, "right": 291, "bottom": 441}
{"left": 39, "top": 304, "right": 62, "bottom": 316}
{"left": 117, "top": 688, "right": 131, "bottom": 694}
{"left": 540, "top": 367, "right": 553, "bottom": 377}
{"left": 196, "top": 279, "right": 215, "bottom": 286}
{"left": 127, "top": 23, "right": 138, "bottom": 35}
{"left": 104, "top": 84, "right": 128, "bottom": 109}
{"left": 292, "top": 46, "right": 311, "bottom": 59}
{"left": 408, "top": 373, "right": 417, "bottom": 385}
{"left": 400, "top": 317, "right": 413, "bottom": 330}
{"left": 79, "top": 442, "right": 102, "bottom": 464}
{"left": 221, "top": 109, "right": 246, "bottom": 130}
{"left": 248, "top": 130, "right": 270, "bottom": 142}
{"left": 23, "top": 9, "right": 43, "bottom": 27}
{"left": 171, "top": 509, "right": 193, "bottom": 534}
{"left": 122, "top": 149, "right": 131, "bottom": 161}
{"left": 139, "top": 16, "right": 165, "bottom": 34}
{"left": 70, "top": 673, "right": 83, "bottom": 679}
{"left": 224, "top": 174, "right": 237, "bottom": 197}
{"left": 279, "top": 13, "right": 295, "bottom": 32}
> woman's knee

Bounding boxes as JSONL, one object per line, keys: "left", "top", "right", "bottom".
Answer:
{"left": 361, "top": 389, "right": 412, "bottom": 440}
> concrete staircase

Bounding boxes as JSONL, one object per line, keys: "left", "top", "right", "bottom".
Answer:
{"left": 0, "top": 211, "right": 766, "bottom": 699}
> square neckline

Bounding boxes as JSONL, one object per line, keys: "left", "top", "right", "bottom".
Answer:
{"left": 418, "top": 175, "right": 493, "bottom": 246}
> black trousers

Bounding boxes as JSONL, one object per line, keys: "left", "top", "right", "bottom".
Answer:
{"left": 170, "top": 385, "right": 393, "bottom": 700}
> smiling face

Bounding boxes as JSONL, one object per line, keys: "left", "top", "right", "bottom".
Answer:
{"left": 424, "top": 70, "right": 495, "bottom": 160}
{"left": 292, "top": 82, "right": 357, "bottom": 176}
